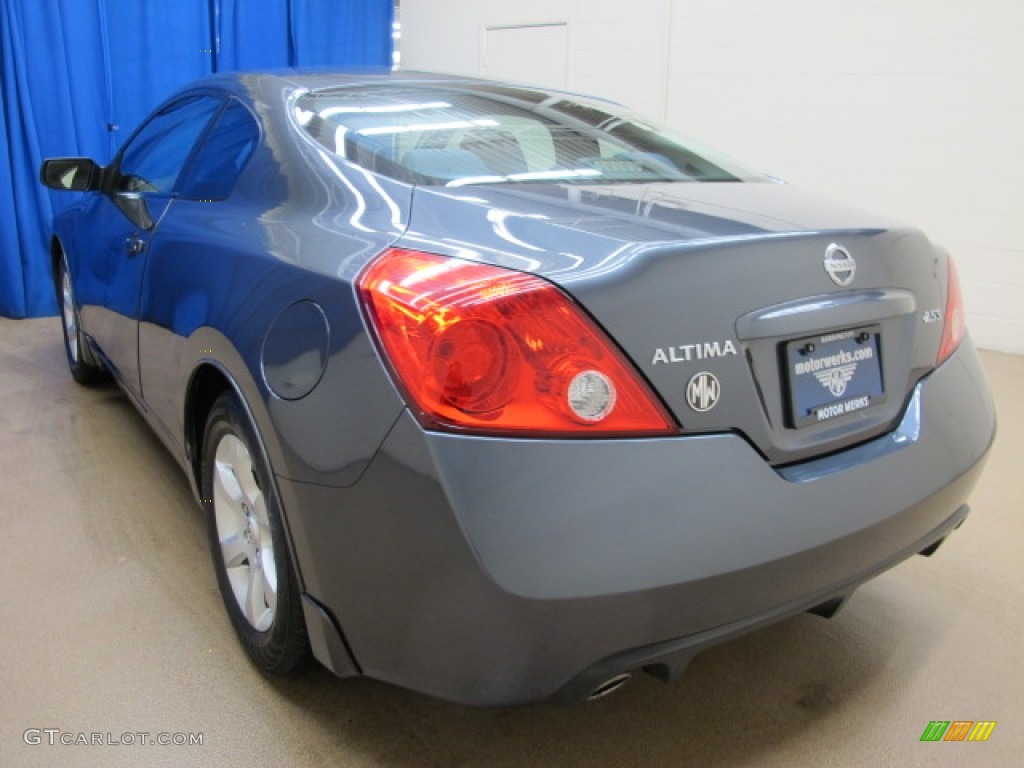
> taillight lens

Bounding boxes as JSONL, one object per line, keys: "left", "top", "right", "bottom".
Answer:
{"left": 936, "top": 254, "right": 966, "bottom": 365}
{"left": 358, "top": 248, "right": 677, "bottom": 437}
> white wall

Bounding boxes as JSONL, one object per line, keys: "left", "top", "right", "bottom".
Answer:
{"left": 401, "top": 0, "right": 1024, "bottom": 353}
{"left": 400, "top": 0, "right": 671, "bottom": 117}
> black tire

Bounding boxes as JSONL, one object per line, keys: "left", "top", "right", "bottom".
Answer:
{"left": 55, "top": 253, "right": 105, "bottom": 385}
{"left": 201, "top": 392, "right": 309, "bottom": 675}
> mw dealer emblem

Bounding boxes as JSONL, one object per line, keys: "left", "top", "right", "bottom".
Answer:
{"left": 824, "top": 243, "right": 856, "bottom": 286}
{"left": 686, "top": 371, "right": 720, "bottom": 412}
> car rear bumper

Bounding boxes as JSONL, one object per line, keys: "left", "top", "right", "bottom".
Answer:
{"left": 278, "top": 339, "right": 995, "bottom": 705}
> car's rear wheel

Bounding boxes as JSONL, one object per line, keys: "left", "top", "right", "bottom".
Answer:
{"left": 202, "top": 392, "right": 309, "bottom": 674}
{"left": 55, "top": 254, "right": 104, "bottom": 384}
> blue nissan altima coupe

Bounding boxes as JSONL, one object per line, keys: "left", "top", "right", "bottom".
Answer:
{"left": 41, "top": 70, "right": 995, "bottom": 705}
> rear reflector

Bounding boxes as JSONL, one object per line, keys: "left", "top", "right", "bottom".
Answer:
{"left": 358, "top": 248, "right": 677, "bottom": 437}
{"left": 937, "top": 255, "right": 966, "bottom": 365}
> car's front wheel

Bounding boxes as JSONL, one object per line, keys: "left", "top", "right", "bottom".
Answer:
{"left": 202, "top": 392, "right": 309, "bottom": 674}
{"left": 55, "top": 254, "right": 104, "bottom": 384}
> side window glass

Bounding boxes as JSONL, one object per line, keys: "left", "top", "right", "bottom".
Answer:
{"left": 117, "top": 96, "right": 223, "bottom": 195}
{"left": 178, "top": 101, "right": 260, "bottom": 201}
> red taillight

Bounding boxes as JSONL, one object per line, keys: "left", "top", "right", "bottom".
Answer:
{"left": 358, "top": 248, "right": 677, "bottom": 437}
{"left": 937, "top": 255, "right": 966, "bottom": 365}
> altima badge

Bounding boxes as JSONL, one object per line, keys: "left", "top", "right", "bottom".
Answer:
{"left": 686, "top": 371, "right": 720, "bottom": 412}
{"left": 824, "top": 243, "right": 856, "bottom": 286}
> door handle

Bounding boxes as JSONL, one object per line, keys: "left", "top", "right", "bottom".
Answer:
{"left": 125, "top": 236, "right": 146, "bottom": 257}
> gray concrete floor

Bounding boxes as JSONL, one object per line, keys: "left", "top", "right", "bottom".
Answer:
{"left": 0, "top": 316, "right": 1021, "bottom": 768}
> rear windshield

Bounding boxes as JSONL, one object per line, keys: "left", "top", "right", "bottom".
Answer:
{"left": 291, "top": 83, "right": 761, "bottom": 187}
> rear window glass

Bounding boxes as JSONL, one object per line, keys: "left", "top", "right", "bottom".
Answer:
{"left": 292, "top": 84, "right": 761, "bottom": 187}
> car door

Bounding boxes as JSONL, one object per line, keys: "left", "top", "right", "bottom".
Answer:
{"left": 136, "top": 98, "right": 262, "bottom": 443}
{"left": 85, "top": 94, "right": 223, "bottom": 400}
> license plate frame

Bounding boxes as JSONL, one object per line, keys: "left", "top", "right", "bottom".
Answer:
{"left": 785, "top": 325, "right": 886, "bottom": 428}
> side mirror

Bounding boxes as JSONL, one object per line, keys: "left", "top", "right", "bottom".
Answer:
{"left": 40, "top": 158, "right": 102, "bottom": 191}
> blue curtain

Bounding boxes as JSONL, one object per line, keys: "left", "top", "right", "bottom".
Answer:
{"left": 0, "top": 0, "right": 392, "bottom": 318}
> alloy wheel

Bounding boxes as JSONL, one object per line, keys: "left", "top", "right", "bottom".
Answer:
{"left": 212, "top": 433, "right": 278, "bottom": 632}
{"left": 61, "top": 267, "right": 79, "bottom": 363}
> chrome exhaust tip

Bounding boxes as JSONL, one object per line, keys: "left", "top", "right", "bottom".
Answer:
{"left": 587, "top": 672, "right": 632, "bottom": 701}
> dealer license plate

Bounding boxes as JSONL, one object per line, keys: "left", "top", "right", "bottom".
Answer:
{"left": 786, "top": 326, "right": 885, "bottom": 428}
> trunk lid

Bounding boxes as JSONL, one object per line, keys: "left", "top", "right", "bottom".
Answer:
{"left": 403, "top": 181, "right": 948, "bottom": 463}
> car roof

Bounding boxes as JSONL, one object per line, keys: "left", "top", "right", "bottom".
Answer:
{"left": 193, "top": 69, "right": 496, "bottom": 94}
{"left": 175, "top": 69, "right": 624, "bottom": 110}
